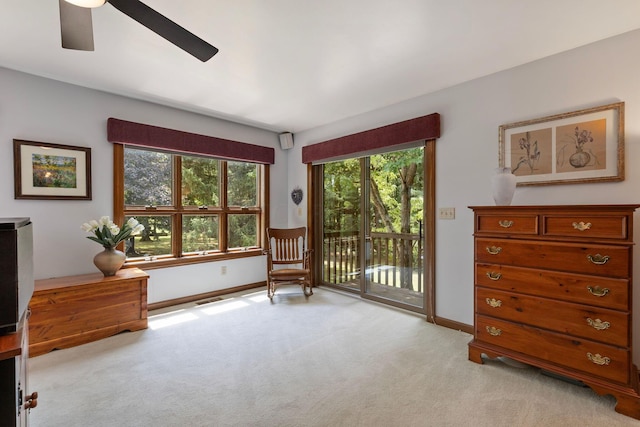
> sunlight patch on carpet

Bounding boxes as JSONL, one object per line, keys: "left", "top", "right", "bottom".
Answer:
{"left": 200, "top": 299, "right": 249, "bottom": 315}
{"left": 148, "top": 310, "right": 199, "bottom": 329}
{"left": 244, "top": 293, "right": 269, "bottom": 303}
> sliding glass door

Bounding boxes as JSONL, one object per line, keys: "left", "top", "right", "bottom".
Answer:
{"left": 317, "top": 145, "right": 428, "bottom": 313}
{"left": 364, "top": 148, "right": 424, "bottom": 308}
{"left": 321, "top": 158, "right": 362, "bottom": 292}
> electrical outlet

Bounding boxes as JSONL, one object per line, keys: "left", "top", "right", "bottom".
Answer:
{"left": 439, "top": 207, "right": 455, "bottom": 220}
{"left": 221, "top": 265, "right": 227, "bottom": 275}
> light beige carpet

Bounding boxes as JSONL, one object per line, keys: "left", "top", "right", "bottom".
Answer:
{"left": 29, "top": 287, "right": 639, "bottom": 426}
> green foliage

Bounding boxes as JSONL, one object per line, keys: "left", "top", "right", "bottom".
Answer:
{"left": 132, "top": 236, "right": 171, "bottom": 257}
{"left": 228, "top": 215, "right": 257, "bottom": 248}
{"left": 182, "top": 156, "right": 219, "bottom": 206}
{"left": 133, "top": 216, "right": 171, "bottom": 244}
{"left": 323, "top": 158, "right": 361, "bottom": 234}
{"left": 126, "top": 216, "right": 171, "bottom": 257}
{"left": 183, "top": 216, "right": 219, "bottom": 252}
{"left": 124, "top": 148, "right": 172, "bottom": 205}
{"left": 228, "top": 162, "right": 257, "bottom": 206}
{"left": 370, "top": 147, "right": 423, "bottom": 233}
{"left": 323, "top": 147, "right": 424, "bottom": 235}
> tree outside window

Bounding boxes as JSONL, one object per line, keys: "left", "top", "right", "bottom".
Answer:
{"left": 118, "top": 146, "right": 265, "bottom": 266}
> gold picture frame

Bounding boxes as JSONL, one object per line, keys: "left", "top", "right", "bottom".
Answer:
{"left": 13, "top": 139, "right": 92, "bottom": 200}
{"left": 499, "top": 102, "right": 624, "bottom": 186}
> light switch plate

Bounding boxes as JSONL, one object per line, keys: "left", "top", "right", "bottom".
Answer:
{"left": 439, "top": 207, "right": 455, "bottom": 220}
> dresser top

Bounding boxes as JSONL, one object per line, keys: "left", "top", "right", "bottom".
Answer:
{"left": 35, "top": 267, "right": 148, "bottom": 292}
{"left": 469, "top": 204, "right": 640, "bottom": 212}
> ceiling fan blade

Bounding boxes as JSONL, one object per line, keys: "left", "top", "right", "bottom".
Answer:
{"left": 59, "top": 0, "right": 95, "bottom": 51}
{"left": 107, "top": 0, "right": 219, "bottom": 62}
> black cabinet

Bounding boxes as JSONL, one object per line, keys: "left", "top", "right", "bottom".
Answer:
{"left": 0, "top": 218, "right": 33, "bottom": 334}
{"left": 0, "top": 218, "right": 35, "bottom": 426}
{"left": 1, "top": 318, "right": 34, "bottom": 426}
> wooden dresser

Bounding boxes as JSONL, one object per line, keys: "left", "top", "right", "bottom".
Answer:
{"left": 29, "top": 268, "right": 148, "bottom": 357}
{"left": 468, "top": 205, "right": 640, "bottom": 419}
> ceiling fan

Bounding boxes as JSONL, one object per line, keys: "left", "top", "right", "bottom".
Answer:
{"left": 59, "top": 0, "right": 218, "bottom": 62}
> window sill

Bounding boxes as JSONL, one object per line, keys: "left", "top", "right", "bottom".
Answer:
{"left": 123, "top": 249, "right": 264, "bottom": 271}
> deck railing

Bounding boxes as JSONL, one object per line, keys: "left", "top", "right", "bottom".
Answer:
{"left": 322, "top": 230, "right": 423, "bottom": 292}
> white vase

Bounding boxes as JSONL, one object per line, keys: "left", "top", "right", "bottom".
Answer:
{"left": 491, "top": 167, "right": 517, "bottom": 206}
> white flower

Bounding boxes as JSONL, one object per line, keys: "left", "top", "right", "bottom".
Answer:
{"left": 82, "top": 216, "right": 145, "bottom": 249}
{"left": 80, "top": 219, "right": 100, "bottom": 232}
{"left": 132, "top": 224, "right": 145, "bottom": 235}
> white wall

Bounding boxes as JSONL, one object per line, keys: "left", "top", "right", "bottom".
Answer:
{"left": 0, "top": 67, "right": 287, "bottom": 303}
{"left": 291, "top": 29, "right": 640, "bottom": 360}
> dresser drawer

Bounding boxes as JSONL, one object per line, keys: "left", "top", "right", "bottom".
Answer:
{"left": 476, "top": 214, "right": 538, "bottom": 235}
{"left": 476, "top": 314, "right": 630, "bottom": 384}
{"left": 476, "top": 287, "right": 629, "bottom": 347}
{"left": 475, "top": 238, "right": 630, "bottom": 278}
{"left": 475, "top": 263, "right": 629, "bottom": 311}
{"left": 542, "top": 214, "right": 630, "bottom": 240}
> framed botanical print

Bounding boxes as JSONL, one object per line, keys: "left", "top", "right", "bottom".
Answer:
{"left": 499, "top": 102, "right": 624, "bottom": 186}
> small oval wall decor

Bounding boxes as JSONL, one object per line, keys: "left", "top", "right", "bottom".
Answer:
{"left": 291, "top": 187, "right": 303, "bottom": 205}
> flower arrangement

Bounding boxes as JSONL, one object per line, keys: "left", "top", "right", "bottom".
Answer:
{"left": 82, "top": 216, "right": 145, "bottom": 249}
{"left": 513, "top": 131, "right": 541, "bottom": 174}
{"left": 572, "top": 126, "right": 594, "bottom": 150}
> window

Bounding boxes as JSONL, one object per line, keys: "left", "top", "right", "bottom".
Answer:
{"left": 114, "top": 145, "right": 267, "bottom": 268}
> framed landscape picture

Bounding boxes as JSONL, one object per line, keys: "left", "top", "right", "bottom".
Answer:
{"left": 498, "top": 102, "right": 624, "bottom": 186}
{"left": 13, "top": 139, "right": 92, "bottom": 200}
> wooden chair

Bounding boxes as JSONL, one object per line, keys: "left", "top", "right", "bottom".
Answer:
{"left": 265, "top": 227, "right": 313, "bottom": 300}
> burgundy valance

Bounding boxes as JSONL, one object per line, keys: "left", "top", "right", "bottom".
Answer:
{"left": 107, "top": 118, "right": 275, "bottom": 164}
{"left": 302, "top": 113, "right": 440, "bottom": 164}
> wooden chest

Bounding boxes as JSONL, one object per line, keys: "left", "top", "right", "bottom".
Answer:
{"left": 29, "top": 268, "right": 148, "bottom": 357}
{"left": 468, "top": 205, "right": 640, "bottom": 420}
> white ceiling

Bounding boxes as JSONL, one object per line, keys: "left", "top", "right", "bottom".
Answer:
{"left": 2, "top": 1, "right": 640, "bottom": 133}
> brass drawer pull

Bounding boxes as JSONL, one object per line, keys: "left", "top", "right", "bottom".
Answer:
{"left": 587, "top": 318, "right": 611, "bottom": 331}
{"left": 572, "top": 221, "right": 592, "bottom": 231}
{"left": 587, "top": 352, "right": 611, "bottom": 366}
{"left": 485, "top": 326, "right": 502, "bottom": 336}
{"left": 486, "top": 272, "right": 502, "bottom": 281}
{"left": 587, "top": 286, "right": 610, "bottom": 297}
{"left": 498, "top": 220, "right": 514, "bottom": 228}
{"left": 485, "top": 298, "right": 502, "bottom": 308}
{"left": 587, "top": 254, "right": 609, "bottom": 265}
{"left": 486, "top": 246, "right": 502, "bottom": 255}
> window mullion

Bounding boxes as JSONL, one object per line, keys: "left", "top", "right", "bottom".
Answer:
{"left": 219, "top": 161, "right": 228, "bottom": 252}
{"left": 173, "top": 155, "right": 183, "bottom": 257}
{"left": 262, "top": 164, "right": 269, "bottom": 249}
